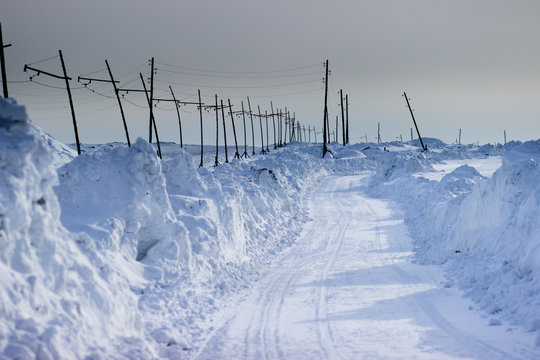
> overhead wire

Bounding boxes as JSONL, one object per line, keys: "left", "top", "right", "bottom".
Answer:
{"left": 155, "top": 78, "right": 322, "bottom": 90}
{"left": 156, "top": 61, "right": 321, "bottom": 75}
{"left": 156, "top": 67, "right": 322, "bottom": 79}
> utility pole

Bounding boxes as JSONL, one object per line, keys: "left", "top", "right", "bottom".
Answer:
{"left": 270, "top": 102, "right": 277, "bottom": 149}
{"left": 459, "top": 128, "right": 462, "bottom": 145}
{"left": 303, "top": 125, "right": 306, "bottom": 142}
{"left": 377, "top": 122, "right": 381, "bottom": 144}
{"left": 323, "top": 60, "right": 328, "bottom": 158}
{"left": 257, "top": 105, "right": 265, "bottom": 154}
{"left": 198, "top": 89, "right": 204, "bottom": 167}
{"left": 504, "top": 130, "right": 507, "bottom": 145}
{"left": 25, "top": 50, "right": 81, "bottom": 154}
{"left": 78, "top": 59, "right": 131, "bottom": 146}
{"left": 59, "top": 50, "right": 80, "bottom": 155}
{"left": 345, "top": 94, "right": 349, "bottom": 144}
{"left": 410, "top": 128, "right": 413, "bottom": 141}
{"left": 241, "top": 101, "right": 249, "bottom": 158}
{"left": 247, "top": 96, "right": 255, "bottom": 155}
{"left": 1, "top": 22, "right": 12, "bottom": 98}
{"left": 220, "top": 99, "right": 229, "bottom": 163}
{"left": 148, "top": 57, "right": 155, "bottom": 143}
{"left": 403, "top": 92, "right": 427, "bottom": 150}
{"left": 169, "top": 86, "right": 183, "bottom": 148}
{"left": 214, "top": 95, "right": 220, "bottom": 166}
{"left": 265, "top": 110, "right": 270, "bottom": 152}
{"left": 340, "top": 89, "right": 345, "bottom": 145}
{"left": 228, "top": 99, "right": 241, "bottom": 159}
{"left": 139, "top": 73, "right": 161, "bottom": 159}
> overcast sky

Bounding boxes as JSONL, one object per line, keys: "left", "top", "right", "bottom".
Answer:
{"left": 2, "top": 0, "right": 540, "bottom": 146}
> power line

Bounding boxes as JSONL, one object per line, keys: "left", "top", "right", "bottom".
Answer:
{"left": 29, "top": 79, "right": 85, "bottom": 90}
{"left": 156, "top": 67, "right": 322, "bottom": 79}
{"left": 26, "top": 54, "right": 59, "bottom": 66}
{"left": 156, "top": 61, "right": 321, "bottom": 75}
{"left": 155, "top": 78, "right": 322, "bottom": 90}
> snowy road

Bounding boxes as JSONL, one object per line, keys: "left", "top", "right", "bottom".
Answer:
{"left": 196, "top": 174, "right": 539, "bottom": 360}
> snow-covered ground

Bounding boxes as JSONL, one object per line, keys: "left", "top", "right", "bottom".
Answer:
{"left": 1, "top": 97, "right": 540, "bottom": 359}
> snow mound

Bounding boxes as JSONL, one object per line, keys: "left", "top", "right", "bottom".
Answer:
{"left": 0, "top": 98, "right": 151, "bottom": 359}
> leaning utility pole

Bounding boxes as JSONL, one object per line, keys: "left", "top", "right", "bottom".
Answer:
{"left": 403, "top": 92, "right": 427, "bottom": 150}
{"left": 144, "top": 91, "right": 200, "bottom": 149}
{"left": 220, "top": 99, "right": 229, "bottom": 163}
{"left": 25, "top": 50, "right": 81, "bottom": 154}
{"left": 78, "top": 59, "right": 131, "bottom": 146}
{"left": 0, "top": 22, "right": 12, "bottom": 98}
{"left": 139, "top": 73, "right": 161, "bottom": 159}
{"left": 169, "top": 86, "right": 183, "bottom": 148}
{"left": 228, "top": 99, "right": 241, "bottom": 159}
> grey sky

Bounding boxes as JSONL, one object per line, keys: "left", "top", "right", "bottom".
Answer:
{"left": 2, "top": 0, "right": 539, "bottom": 145}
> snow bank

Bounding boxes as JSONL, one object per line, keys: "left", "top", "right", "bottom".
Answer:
{"left": 0, "top": 98, "right": 151, "bottom": 359}
{"left": 368, "top": 139, "right": 540, "bottom": 335}
{"left": 0, "top": 95, "right": 334, "bottom": 358}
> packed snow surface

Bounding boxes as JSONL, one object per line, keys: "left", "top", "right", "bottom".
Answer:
{"left": 1, "top": 97, "right": 540, "bottom": 358}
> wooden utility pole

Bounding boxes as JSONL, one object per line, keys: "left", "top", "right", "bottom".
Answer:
{"left": 271, "top": 102, "right": 277, "bottom": 149}
{"left": 403, "top": 92, "right": 427, "bottom": 150}
{"left": 169, "top": 86, "right": 183, "bottom": 148}
{"left": 340, "top": 89, "right": 345, "bottom": 145}
{"left": 220, "top": 99, "right": 229, "bottom": 163}
{"left": 504, "top": 130, "right": 507, "bottom": 145}
{"left": 459, "top": 128, "right": 462, "bottom": 145}
{"left": 107, "top": 60, "right": 130, "bottom": 146}
{"left": 1, "top": 23, "right": 12, "bottom": 98}
{"left": 345, "top": 94, "right": 349, "bottom": 144}
{"left": 79, "top": 60, "right": 131, "bottom": 146}
{"left": 322, "top": 60, "right": 329, "bottom": 157}
{"left": 264, "top": 110, "right": 270, "bottom": 152}
{"left": 410, "top": 128, "right": 413, "bottom": 141}
{"left": 326, "top": 111, "right": 330, "bottom": 144}
{"left": 303, "top": 125, "right": 306, "bottom": 142}
{"left": 377, "top": 122, "right": 381, "bottom": 144}
{"left": 257, "top": 105, "right": 265, "bottom": 154}
{"left": 25, "top": 51, "right": 81, "bottom": 154}
{"left": 198, "top": 89, "right": 204, "bottom": 167}
{"left": 59, "top": 50, "right": 80, "bottom": 155}
{"left": 241, "top": 101, "right": 249, "bottom": 158}
{"left": 214, "top": 95, "right": 220, "bottom": 166}
{"left": 139, "top": 73, "right": 161, "bottom": 159}
{"left": 308, "top": 125, "right": 311, "bottom": 142}
{"left": 228, "top": 99, "right": 241, "bottom": 159}
{"left": 247, "top": 96, "right": 255, "bottom": 155}
{"left": 148, "top": 57, "right": 155, "bottom": 143}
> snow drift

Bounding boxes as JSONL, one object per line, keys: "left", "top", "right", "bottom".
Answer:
{"left": 369, "top": 141, "right": 540, "bottom": 335}
{"left": 0, "top": 97, "right": 330, "bottom": 358}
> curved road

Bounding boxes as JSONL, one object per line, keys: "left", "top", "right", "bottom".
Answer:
{"left": 196, "top": 174, "right": 539, "bottom": 359}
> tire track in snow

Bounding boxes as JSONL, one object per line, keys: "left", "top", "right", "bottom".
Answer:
{"left": 369, "top": 197, "right": 526, "bottom": 360}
